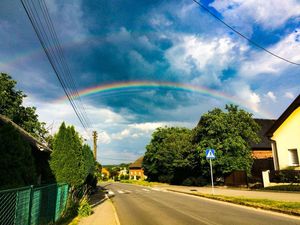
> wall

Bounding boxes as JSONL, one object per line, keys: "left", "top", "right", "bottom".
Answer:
{"left": 129, "top": 169, "right": 145, "bottom": 180}
{"left": 271, "top": 107, "right": 300, "bottom": 170}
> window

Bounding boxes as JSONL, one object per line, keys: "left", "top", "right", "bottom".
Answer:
{"left": 288, "top": 149, "right": 299, "bottom": 166}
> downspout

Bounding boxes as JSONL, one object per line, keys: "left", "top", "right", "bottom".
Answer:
{"left": 271, "top": 140, "right": 279, "bottom": 170}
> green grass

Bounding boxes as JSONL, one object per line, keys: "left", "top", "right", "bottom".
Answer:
{"left": 262, "top": 184, "right": 300, "bottom": 192}
{"left": 120, "top": 179, "right": 166, "bottom": 187}
{"left": 169, "top": 190, "right": 300, "bottom": 216}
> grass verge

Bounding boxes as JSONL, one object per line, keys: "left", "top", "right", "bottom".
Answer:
{"left": 120, "top": 180, "right": 166, "bottom": 187}
{"left": 168, "top": 189, "right": 300, "bottom": 216}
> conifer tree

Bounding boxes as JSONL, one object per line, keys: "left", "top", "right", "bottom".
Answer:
{"left": 50, "top": 123, "right": 94, "bottom": 187}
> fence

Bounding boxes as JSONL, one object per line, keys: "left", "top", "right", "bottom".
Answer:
{"left": 0, "top": 183, "right": 69, "bottom": 225}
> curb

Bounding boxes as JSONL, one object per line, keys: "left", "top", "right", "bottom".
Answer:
{"left": 106, "top": 194, "right": 121, "bottom": 225}
{"left": 167, "top": 189, "right": 300, "bottom": 217}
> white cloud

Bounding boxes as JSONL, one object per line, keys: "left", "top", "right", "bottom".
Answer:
{"left": 211, "top": 0, "right": 300, "bottom": 31}
{"left": 266, "top": 91, "right": 277, "bottom": 102}
{"left": 165, "top": 34, "right": 246, "bottom": 86}
{"left": 111, "top": 129, "right": 131, "bottom": 140}
{"left": 285, "top": 92, "right": 295, "bottom": 99}
{"left": 98, "top": 131, "right": 111, "bottom": 144}
{"left": 239, "top": 29, "right": 300, "bottom": 77}
{"left": 128, "top": 122, "right": 166, "bottom": 133}
{"left": 226, "top": 81, "right": 261, "bottom": 112}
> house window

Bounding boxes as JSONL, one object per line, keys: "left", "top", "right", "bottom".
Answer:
{"left": 288, "top": 149, "right": 299, "bottom": 166}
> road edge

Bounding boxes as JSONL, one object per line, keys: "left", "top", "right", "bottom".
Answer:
{"left": 107, "top": 194, "right": 121, "bottom": 225}
{"left": 167, "top": 189, "right": 300, "bottom": 217}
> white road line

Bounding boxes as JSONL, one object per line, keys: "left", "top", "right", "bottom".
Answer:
{"left": 108, "top": 190, "right": 115, "bottom": 195}
{"left": 124, "top": 190, "right": 132, "bottom": 193}
{"left": 142, "top": 188, "right": 150, "bottom": 192}
{"left": 118, "top": 190, "right": 125, "bottom": 194}
{"left": 151, "top": 188, "right": 161, "bottom": 191}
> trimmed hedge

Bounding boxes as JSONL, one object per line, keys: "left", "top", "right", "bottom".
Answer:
{"left": 263, "top": 184, "right": 300, "bottom": 192}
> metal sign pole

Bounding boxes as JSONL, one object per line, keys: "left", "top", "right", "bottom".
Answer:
{"left": 209, "top": 158, "right": 214, "bottom": 195}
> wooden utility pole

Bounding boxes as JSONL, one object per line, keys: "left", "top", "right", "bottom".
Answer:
{"left": 93, "top": 131, "right": 98, "bottom": 160}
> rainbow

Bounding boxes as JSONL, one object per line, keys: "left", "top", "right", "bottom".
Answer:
{"left": 56, "top": 81, "right": 273, "bottom": 118}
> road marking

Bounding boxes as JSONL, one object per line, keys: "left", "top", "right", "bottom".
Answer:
{"left": 118, "top": 190, "right": 125, "bottom": 194}
{"left": 124, "top": 190, "right": 131, "bottom": 193}
{"left": 108, "top": 190, "right": 115, "bottom": 195}
{"left": 151, "top": 188, "right": 161, "bottom": 191}
{"left": 142, "top": 188, "right": 150, "bottom": 192}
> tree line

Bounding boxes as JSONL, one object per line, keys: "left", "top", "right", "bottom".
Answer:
{"left": 143, "top": 105, "right": 261, "bottom": 186}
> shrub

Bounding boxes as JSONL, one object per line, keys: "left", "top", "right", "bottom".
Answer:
{"left": 182, "top": 178, "right": 193, "bottom": 186}
{"left": 269, "top": 170, "right": 300, "bottom": 183}
{"left": 263, "top": 184, "right": 300, "bottom": 192}
{"left": 78, "top": 197, "right": 93, "bottom": 217}
{"left": 182, "top": 177, "right": 209, "bottom": 186}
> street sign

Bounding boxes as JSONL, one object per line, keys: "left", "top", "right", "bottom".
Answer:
{"left": 206, "top": 149, "right": 215, "bottom": 159}
{"left": 205, "top": 148, "right": 216, "bottom": 194}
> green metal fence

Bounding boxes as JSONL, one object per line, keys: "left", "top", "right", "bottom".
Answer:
{"left": 0, "top": 183, "right": 69, "bottom": 225}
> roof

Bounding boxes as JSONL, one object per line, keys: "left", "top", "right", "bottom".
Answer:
{"left": 250, "top": 119, "right": 275, "bottom": 149}
{"left": 129, "top": 156, "right": 144, "bottom": 169}
{"left": 0, "top": 114, "right": 51, "bottom": 153}
{"left": 266, "top": 94, "right": 300, "bottom": 137}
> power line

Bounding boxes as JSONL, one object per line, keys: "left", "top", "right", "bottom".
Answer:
{"left": 191, "top": 0, "right": 300, "bottom": 66}
{"left": 20, "top": 0, "right": 92, "bottom": 138}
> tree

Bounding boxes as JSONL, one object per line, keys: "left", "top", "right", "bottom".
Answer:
{"left": 0, "top": 73, "right": 47, "bottom": 139}
{"left": 50, "top": 123, "right": 94, "bottom": 188}
{"left": 143, "top": 127, "right": 195, "bottom": 184}
{"left": 0, "top": 123, "right": 37, "bottom": 188}
{"left": 192, "top": 104, "right": 260, "bottom": 177}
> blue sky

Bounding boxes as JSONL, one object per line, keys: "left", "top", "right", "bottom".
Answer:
{"left": 1, "top": 0, "right": 300, "bottom": 164}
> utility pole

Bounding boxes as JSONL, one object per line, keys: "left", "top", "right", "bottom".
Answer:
{"left": 93, "top": 131, "right": 98, "bottom": 160}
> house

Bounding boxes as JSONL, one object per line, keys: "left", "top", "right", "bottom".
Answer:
{"left": 129, "top": 156, "right": 146, "bottom": 180}
{"left": 101, "top": 167, "right": 110, "bottom": 179}
{"left": 266, "top": 95, "right": 300, "bottom": 170}
{"left": 0, "top": 114, "right": 54, "bottom": 185}
{"left": 250, "top": 119, "right": 276, "bottom": 177}
{"left": 118, "top": 167, "right": 128, "bottom": 177}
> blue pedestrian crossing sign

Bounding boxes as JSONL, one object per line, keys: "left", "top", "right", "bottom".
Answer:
{"left": 206, "top": 149, "right": 216, "bottom": 159}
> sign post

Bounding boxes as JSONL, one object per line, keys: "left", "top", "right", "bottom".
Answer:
{"left": 205, "top": 149, "right": 216, "bottom": 195}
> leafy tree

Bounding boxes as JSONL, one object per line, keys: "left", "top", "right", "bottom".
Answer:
{"left": 192, "top": 104, "right": 260, "bottom": 177}
{"left": 0, "top": 123, "right": 37, "bottom": 188}
{"left": 0, "top": 73, "right": 47, "bottom": 139}
{"left": 50, "top": 123, "right": 94, "bottom": 188}
{"left": 143, "top": 127, "right": 196, "bottom": 184}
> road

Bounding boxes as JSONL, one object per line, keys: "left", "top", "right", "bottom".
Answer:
{"left": 103, "top": 182, "right": 300, "bottom": 225}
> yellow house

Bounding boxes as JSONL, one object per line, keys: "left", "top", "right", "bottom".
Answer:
{"left": 266, "top": 95, "right": 300, "bottom": 170}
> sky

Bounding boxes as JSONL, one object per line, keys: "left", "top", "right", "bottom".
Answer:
{"left": 1, "top": 0, "right": 300, "bottom": 165}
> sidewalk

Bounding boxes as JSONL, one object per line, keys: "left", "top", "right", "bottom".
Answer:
{"left": 157, "top": 185, "right": 300, "bottom": 202}
{"left": 78, "top": 187, "right": 119, "bottom": 225}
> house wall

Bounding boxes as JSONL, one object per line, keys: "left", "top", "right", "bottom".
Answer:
{"left": 271, "top": 107, "right": 300, "bottom": 170}
{"left": 129, "top": 169, "right": 145, "bottom": 180}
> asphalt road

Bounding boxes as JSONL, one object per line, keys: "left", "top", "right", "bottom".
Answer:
{"left": 103, "top": 182, "right": 300, "bottom": 225}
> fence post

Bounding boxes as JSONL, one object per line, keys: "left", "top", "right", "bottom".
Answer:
{"left": 27, "top": 185, "right": 34, "bottom": 225}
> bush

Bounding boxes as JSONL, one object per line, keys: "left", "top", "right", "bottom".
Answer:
{"left": 182, "top": 177, "right": 209, "bottom": 186}
{"left": 78, "top": 197, "right": 93, "bottom": 217}
{"left": 269, "top": 170, "right": 300, "bottom": 183}
{"left": 0, "top": 123, "right": 37, "bottom": 188}
{"left": 158, "top": 175, "right": 173, "bottom": 183}
{"left": 263, "top": 184, "right": 300, "bottom": 192}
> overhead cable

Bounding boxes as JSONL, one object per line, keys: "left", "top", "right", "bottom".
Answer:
{"left": 20, "top": 0, "right": 92, "bottom": 137}
{"left": 192, "top": 0, "right": 300, "bottom": 66}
